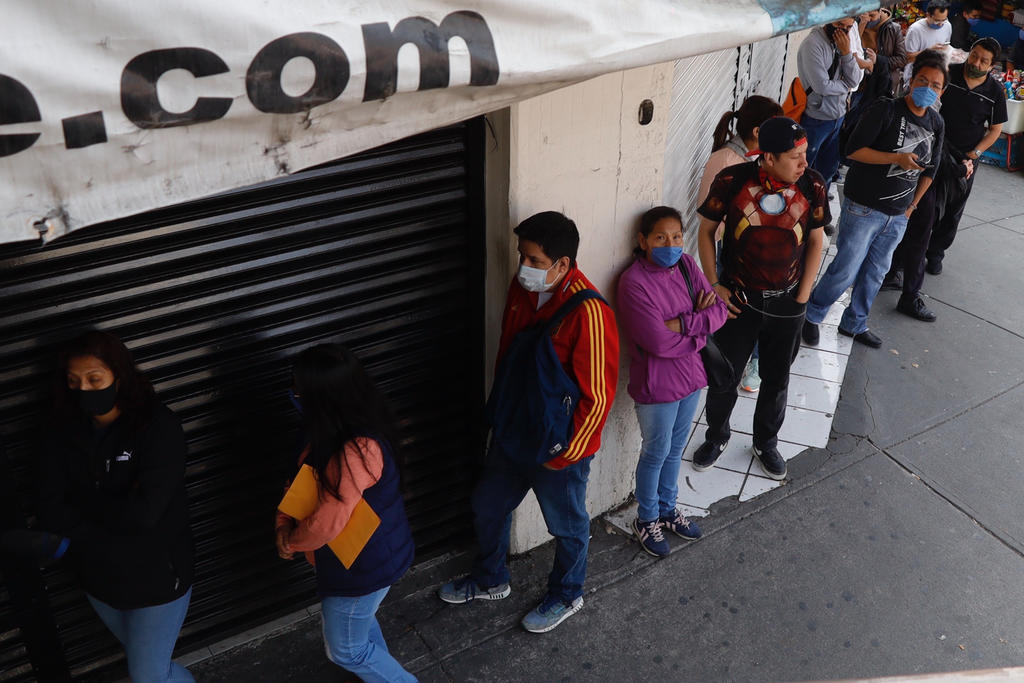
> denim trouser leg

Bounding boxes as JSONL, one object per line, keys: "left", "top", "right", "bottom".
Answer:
{"left": 471, "top": 448, "right": 592, "bottom": 602}
{"left": 841, "top": 211, "right": 908, "bottom": 333}
{"left": 806, "top": 198, "right": 890, "bottom": 327}
{"left": 470, "top": 452, "right": 532, "bottom": 589}
{"left": 321, "top": 588, "right": 417, "bottom": 683}
{"left": 801, "top": 113, "right": 844, "bottom": 191}
{"left": 87, "top": 588, "right": 194, "bottom": 683}
{"left": 634, "top": 391, "right": 702, "bottom": 521}
{"left": 533, "top": 458, "right": 592, "bottom": 603}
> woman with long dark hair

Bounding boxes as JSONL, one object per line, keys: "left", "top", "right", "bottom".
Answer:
{"left": 699, "top": 95, "right": 784, "bottom": 394}
{"left": 616, "top": 207, "right": 728, "bottom": 557}
{"left": 275, "top": 344, "right": 416, "bottom": 682}
{"left": 37, "top": 330, "right": 194, "bottom": 682}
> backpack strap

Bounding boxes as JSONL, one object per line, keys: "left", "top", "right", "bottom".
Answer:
{"left": 541, "top": 289, "right": 606, "bottom": 336}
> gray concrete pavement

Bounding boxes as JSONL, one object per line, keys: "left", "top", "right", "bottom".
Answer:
{"left": 188, "top": 163, "right": 1024, "bottom": 682}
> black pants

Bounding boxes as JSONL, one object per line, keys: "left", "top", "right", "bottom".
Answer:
{"left": 926, "top": 170, "right": 976, "bottom": 263}
{"left": 889, "top": 182, "right": 938, "bottom": 298}
{"left": 704, "top": 290, "right": 805, "bottom": 450}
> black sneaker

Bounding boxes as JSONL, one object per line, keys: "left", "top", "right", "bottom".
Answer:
{"left": 692, "top": 439, "right": 727, "bottom": 471}
{"left": 925, "top": 257, "right": 943, "bottom": 275}
{"left": 751, "top": 445, "right": 787, "bottom": 480}
{"left": 801, "top": 320, "right": 820, "bottom": 345}
{"left": 897, "top": 295, "right": 937, "bottom": 322}
{"left": 880, "top": 270, "right": 903, "bottom": 292}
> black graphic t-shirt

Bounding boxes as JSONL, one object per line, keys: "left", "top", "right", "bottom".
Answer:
{"left": 843, "top": 97, "right": 945, "bottom": 216}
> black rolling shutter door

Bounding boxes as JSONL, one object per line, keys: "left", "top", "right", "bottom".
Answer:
{"left": 0, "top": 121, "right": 485, "bottom": 679}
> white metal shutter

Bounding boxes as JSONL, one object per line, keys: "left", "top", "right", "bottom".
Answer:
{"left": 663, "top": 48, "right": 740, "bottom": 254}
{"left": 746, "top": 34, "right": 790, "bottom": 104}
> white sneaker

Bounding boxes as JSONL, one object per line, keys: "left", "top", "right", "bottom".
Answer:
{"left": 740, "top": 358, "right": 760, "bottom": 393}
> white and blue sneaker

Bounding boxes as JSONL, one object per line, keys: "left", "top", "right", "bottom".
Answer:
{"left": 521, "top": 594, "right": 584, "bottom": 633}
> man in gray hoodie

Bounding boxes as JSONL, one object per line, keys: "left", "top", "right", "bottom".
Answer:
{"left": 797, "top": 18, "right": 864, "bottom": 196}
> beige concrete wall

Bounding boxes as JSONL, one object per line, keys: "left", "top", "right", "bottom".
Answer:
{"left": 488, "top": 63, "right": 674, "bottom": 553}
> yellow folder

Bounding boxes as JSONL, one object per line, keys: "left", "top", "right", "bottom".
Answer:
{"left": 278, "top": 464, "right": 380, "bottom": 569}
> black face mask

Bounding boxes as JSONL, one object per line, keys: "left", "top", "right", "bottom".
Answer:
{"left": 75, "top": 385, "right": 118, "bottom": 416}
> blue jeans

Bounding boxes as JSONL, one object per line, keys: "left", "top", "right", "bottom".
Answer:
{"left": 634, "top": 392, "right": 702, "bottom": 521}
{"left": 471, "top": 446, "right": 591, "bottom": 603}
{"left": 321, "top": 587, "right": 416, "bottom": 683}
{"left": 801, "top": 113, "right": 844, "bottom": 190}
{"left": 806, "top": 198, "right": 909, "bottom": 333}
{"left": 87, "top": 588, "right": 193, "bottom": 683}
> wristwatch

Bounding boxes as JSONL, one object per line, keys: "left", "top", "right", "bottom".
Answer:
{"left": 972, "top": 149, "right": 982, "bottom": 158}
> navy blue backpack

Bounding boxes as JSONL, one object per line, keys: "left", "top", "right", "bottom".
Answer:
{"left": 485, "top": 289, "right": 607, "bottom": 465}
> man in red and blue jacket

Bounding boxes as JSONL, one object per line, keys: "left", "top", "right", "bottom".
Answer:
{"left": 437, "top": 211, "right": 618, "bottom": 633}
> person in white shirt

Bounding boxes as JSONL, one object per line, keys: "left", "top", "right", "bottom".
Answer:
{"left": 903, "top": 0, "right": 953, "bottom": 87}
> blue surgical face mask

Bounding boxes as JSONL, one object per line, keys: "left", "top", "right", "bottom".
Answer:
{"left": 517, "top": 263, "right": 557, "bottom": 292}
{"left": 649, "top": 246, "right": 683, "bottom": 268}
{"left": 967, "top": 17, "right": 981, "bottom": 27}
{"left": 867, "top": 18, "right": 882, "bottom": 28}
{"left": 911, "top": 85, "right": 939, "bottom": 108}
{"left": 927, "top": 21, "right": 945, "bottom": 29}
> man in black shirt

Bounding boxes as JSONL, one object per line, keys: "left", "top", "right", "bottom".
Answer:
{"left": 803, "top": 53, "right": 946, "bottom": 349}
{"left": 949, "top": 1, "right": 981, "bottom": 51}
{"left": 925, "top": 38, "right": 1007, "bottom": 276}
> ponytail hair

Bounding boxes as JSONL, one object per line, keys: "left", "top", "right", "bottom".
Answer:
{"left": 711, "top": 111, "right": 738, "bottom": 152}
{"left": 712, "top": 95, "right": 784, "bottom": 152}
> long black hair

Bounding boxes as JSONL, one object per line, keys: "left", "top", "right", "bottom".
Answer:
{"left": 291, "top": 344, "right": 403, "bottom": 500}
{"left": 53, "top": 330, "right": 156, "bottom": 433}
{"left": 711, "top": 95, "right": 783, "bottom": 152}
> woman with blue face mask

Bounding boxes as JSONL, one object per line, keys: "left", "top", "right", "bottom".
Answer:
{"left": 615, "top": 206, "right": 728, "bottom": 558}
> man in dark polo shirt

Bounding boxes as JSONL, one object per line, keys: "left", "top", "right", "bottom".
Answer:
{"left": 693, "top": 117, "right": 828, "bottom": 481}
{"left": 924, "top": 37, "right": 1007, "bottom": 276}
{"left": 803, "top": 53, "right": 946, "bottom": 349}
{"left": 883, "top": 38, "right": 1006, "bottom": 320}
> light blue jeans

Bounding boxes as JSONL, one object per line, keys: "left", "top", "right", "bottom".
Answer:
{"left": 634, "top": 390, "right": 702, "bottom": 522}
{"left": 321, "top": 587, "right": 417, "bottom": 683}
{"left": 87, "top": 588, "right": 193, "bottom": 683}
{"left": 806, "top": 198, "right": 909, "bottom": 334}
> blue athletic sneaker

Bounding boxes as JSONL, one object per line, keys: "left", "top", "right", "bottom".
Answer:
{"left": 437, "top": 575, "right": 511, "bottom": 604}
{"left": 521, "top": 594, "right": 584, "bottom": 633}
{"left": 633, "top": 517, "right": 670, "bottom": 557}
{"left": 659, "top": 509, "right": 703, "bottom": 541}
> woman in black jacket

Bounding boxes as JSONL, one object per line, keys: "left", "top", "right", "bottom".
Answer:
{"left": 37, "top": 331, "right": 194, "bottom": 683}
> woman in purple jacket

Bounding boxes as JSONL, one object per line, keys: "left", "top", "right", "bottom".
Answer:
{"left": 616, "top": 206, "right": 728, "bottom": 557}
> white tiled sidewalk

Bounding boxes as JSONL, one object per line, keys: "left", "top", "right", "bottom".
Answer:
{"left": 606, "top": 234, "right": 854, "bottom": 534}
